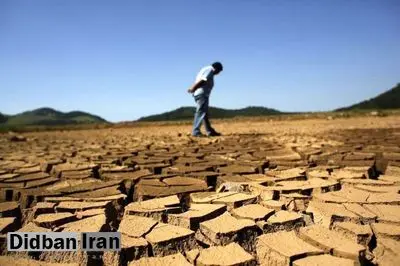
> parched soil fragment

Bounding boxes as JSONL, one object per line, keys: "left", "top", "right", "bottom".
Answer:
{"left": 191, "top": 191, "right": 257, "bottom": 210}
{"left": 57, "top": 213, "right": 108, "bottom": 232}
{"left": 212, "top": 193, "right": 258, "bottom": 210}
{"left": 120, "top": 235, "right": 149, "bottom": 261}
{"left": 124, "top": 195, "right": 181, "bottom": 222}
{"left": 330, "top": 169, "right": 365, "bottom": 180}
{"left": 2, "top": 172, "right": 50, "bottom": 183}
{"left": 293, "top": 254, "right": 355, "bottom": 266}
{"left": 259, "top": 199, "right": 285, "bottom": 211}
{"left": 364, "top": 204, "right": 400, "bottom": 225}
{"left": 354, "top": 184, "right": 400, "bottom": 193}
{"left": 280, "top": 193, "right": 311, "bottom": 212}
{"left": 168, "top": 204, "right": 226, "bottom": 230}
{"left": 371, "top": 223, "right": 400, "bottom": 241}
{"left": 306, "top": 201, "right": 360, "bottom": 228}
{"left": 230, "top": 204, "right": 275, "bottom": 222}
{"left": 195, "top": 242, "right": 256, "bottom": 266}
{"left": 0, "top": 217, "right": 19, "bottom": 233}
{"left": 343, "top": 203, "right": 377, "bottom": 224}
{"left": 256, "top": 231, "right": 323, "bottom": 266}
{"left": 265, "top": 168, "right": 307, "bottom": 182}
{"left": 373, "top": 236, "right": 400, "bottom": 266}
{"left": 33, "top": 202, "right": 56, "bottom": 216}
{"left": 197, "top": 212, "right": 260, "bottom": 253}
{"left": 257, "top": 210, "right": 304, "bottom": 233}
{"left": 129, "top": 253, "right": 192, "bottom": 266}
{"left": 144, "top": 222, "right": 196, "bottom": 256}
{"left": 102, "top": 168, "right": 153, "bottom": 182}
{"left": 0, "top": 256, "right": 79, "bottom": 266}
{"left": 366, "top": 192, "right": 400, "bottom": 205}
{"left": 134, "top": 176, "right": 208, "bottom": 201}
{"left": 165, "top": 165, "right": 214, "bottom": 175}
{"left": 332, "top": 222, "right": 373, "bottom": 246}
{"left": 76, "top": 208, "right": 105, "bottom": 219}
{"left": 298, "top": 225, "right": 366, "bottom": 262}
{"left": 191, "top": 192, "right": 235, "bottom": 203}
{"left": 119, "top": 215, "right": 158, "bottom": 238}
{"left": 104, "top": 235, "right": 149, "bottom": 266}
{"left": 273, "top": 178, "right": 339, "bottom": 196}
{"left": 18, "top": 222, "right": 51, "bottom": 232}
{"left": 55, "top": 200, "right": 111, "bottom": 212}
{"left": 218, "top": 165, "right": 259, "bottom": 175}
{"left": 34, "top": 212, "right": 76, "bottom": 228}
{"left": 0, "top": 201, "right": 20, "bottom": 217}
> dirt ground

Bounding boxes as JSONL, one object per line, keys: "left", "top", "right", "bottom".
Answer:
{"left": 1, "top": 116, "right": 400, "bottom": 265}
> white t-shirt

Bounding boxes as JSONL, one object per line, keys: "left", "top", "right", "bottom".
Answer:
{"left": 193, "top": 65, "right": 215, "bottom": 97}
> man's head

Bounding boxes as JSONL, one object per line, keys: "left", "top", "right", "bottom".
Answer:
{"left": 212, "top": 62, "right": 223, "bottom": 75}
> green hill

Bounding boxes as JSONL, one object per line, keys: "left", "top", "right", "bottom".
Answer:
{"left": 138, "top": 106, "right": 281, "bottom": 122}
{"left": 1, "top": 107, "right": 108, "bottom": 126}
{"left": 336, "top": 83, "right": 400, "bottom": 111}
{"left": 0, "top": 113, "right": 8, "bottom": 124}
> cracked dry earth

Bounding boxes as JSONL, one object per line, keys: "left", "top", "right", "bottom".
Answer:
{"left": 0, "top": 116, "right": 400, "bottom": 266}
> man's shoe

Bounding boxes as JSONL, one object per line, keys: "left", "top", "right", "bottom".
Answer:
{"left": 192, "top": 133, "right": 206, "bottom": 138}
{"left": 207, "top": 131, "right": 222, "bottom": 137}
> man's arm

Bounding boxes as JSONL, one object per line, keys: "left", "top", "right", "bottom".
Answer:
{"left": 187, "top": 79, "right": 206, "bottom": 93}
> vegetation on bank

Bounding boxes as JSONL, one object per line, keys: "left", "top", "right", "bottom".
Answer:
{"left": 138, "top": 83, "right": 400, "bottom": 121}
{"left": 0, "top": 107, "right": 108, "bottom": 128}
{"left": 137, "top": 106, "right": 282, "bottom": 122}
{"left": 1, "top": 83, "right": 399, "bottom": 133}
{"left": 2, "top": 110, "right": 399, "bottom": 134}
{"left": 336, "top": 83, "right": 400, "bottom": 111}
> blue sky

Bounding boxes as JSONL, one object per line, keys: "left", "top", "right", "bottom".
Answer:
{"left": 1, "top": 0, "right": 399, "bottom": 122}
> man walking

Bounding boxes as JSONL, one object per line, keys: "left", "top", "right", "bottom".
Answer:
{"left": 187, "top": 62, "right": 223, "bottom": 137}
